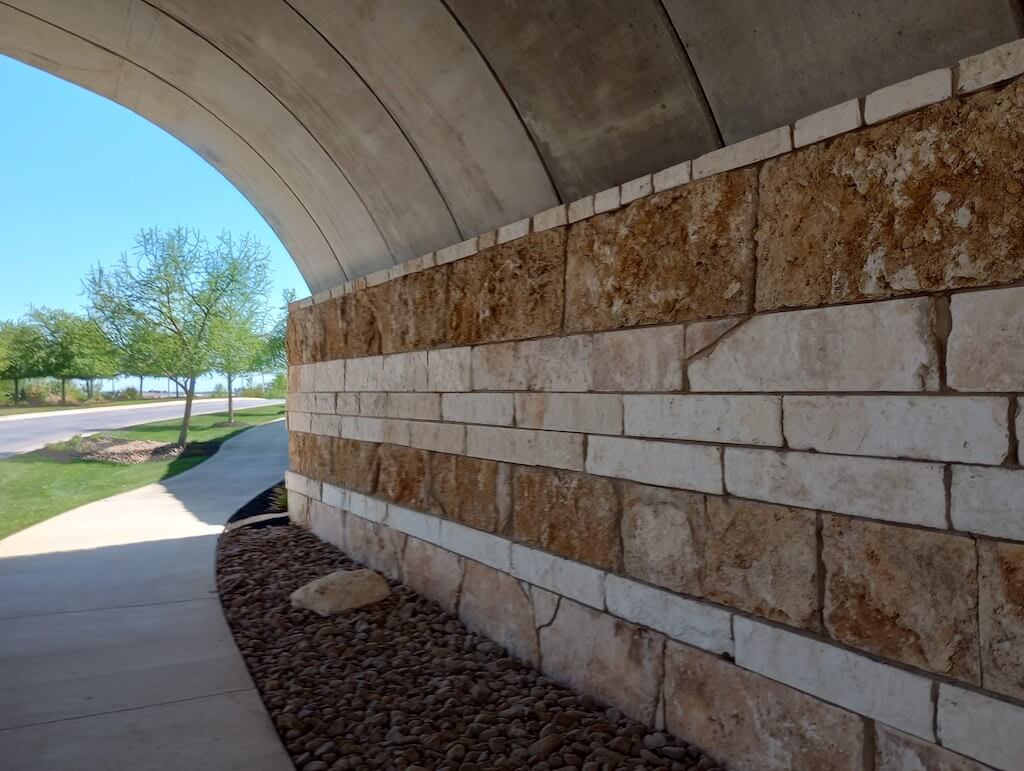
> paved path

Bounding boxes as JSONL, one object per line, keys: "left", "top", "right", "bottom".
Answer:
{"left": 0, "top": 397, "right": 284, "bottom": 458}
{"left": 0, "top": 421, "right": 293, "bottom": 770}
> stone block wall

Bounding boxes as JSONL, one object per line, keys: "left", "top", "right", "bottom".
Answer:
{"left": 285, "top": 45, "right": 1024, "bottom": 771}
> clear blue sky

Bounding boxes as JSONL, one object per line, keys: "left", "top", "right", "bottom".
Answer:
{"left": 0, "top": 53, "right": 309, "bottom": 324}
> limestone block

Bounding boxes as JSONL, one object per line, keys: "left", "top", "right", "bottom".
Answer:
{"left": 320, "top": 482, "right": 348, "bottom": 511}
{"left": 377, "top": 445, "right": 435, "bottom": 514}
{"left": 735, "top": 617, "right": 935, "bottom": 740}
{"left": 652, "top": 160, "right": 691, "bottom": 192}
{"left": 684, "top": 317, "right": 741, "bottom": 355}
{"left": 619, "top": 174, "right": 652, "bottom": 204}
{"left": 430, "top": 454, "right": 510, "bottom": 533}
{"left": 288, "top": 363, "right": 316, "bottom": 393}
{"left": 308, "top": 500, "right": 344, "bottom": 550}
{"left": 290, "top": 568, "right": 390, "bottom": 617}
{"left": 342, "top": 515, "right": 404, "bottom": 580}
{"left": 948, "top": 287, "right": 1024, "bottom": 391}
{"left": 472, "top": 336, "right": 593, "bottom": 392}
{"left": 359, "top": 393, "right": 439, "bottom": 421}
{"left": 688, "top": 298, "right": 940, "bottom": 391}
{"left": 532, "top": 204, "right": 567, "bottom": 232}
{"left": 784, "top": 395, "right": 1009, "bottom": 464}
{"left": 345, "top": 491, "right": 387, "bottom": 523}
{"left": 512, "top": 467, "right": 620, "bottom": 570}
{"left": 586, "top": 436, "right": 722, "bottom": 493}
{"left": 875, "top": 725, "right": 991, "bottom": 771}
{"left": 335, "top": 393, "right": 359, "bottom": 415}
{"left": 344, "top": 356, "right": 384, "bottom": 392}
{"left": 434, "top": 237, "right": 477, "bottom": 266}
{"left": 565, "top": 170, "right": 756, "bottom": 332}
{"left": 624, "top": 394, "right": 781, "bottom": 446}
{"left": 593, "top": 186, "right": 620, "bottom": 214}
{"left": 539, "top": 599, "right": 664, "bottom": 724}
{"left": 823, "top": 515, "right": 979, "bottom": 681}
{"left": 287, "top": 491, "right": 310, "bottom": 528}
{"left": 407, "top": 421, "right": 465, "bottom": 455}
{"left": 309, "top": 393, "right": 338, "bottom": 414}
{"left": 509, "top": 544, "right": 605, "bottom": 610}
{"left": 313, "top": 359, "right": 345, "bottom": 393}
{"left": 978, "top": 540, "right": 1024, "bottom": 701}
{"left": 590, "top": 325, "right": 685, "bottom": 392}
{"left": 530, "top": 586, "right": 559, "bottom": 627}
{"left": 496, "top": 217, "right": 530, "bottom": 244}
{"left": 725, "top": 448, "right": 945, "bottom": 527}
{"left": 309, "top": 413, "right": 343, "bottom": 439}
{"left": 664, "top": 642, "right": 866, "bottom": 771}
{"left": 621, "top": 483, "right": 705, "bottom": 594}
{"left": 567, "top": 195, "right": 594, "bottom": 223}
{"left": 865, "top": 68, "right": 952, "bottom": 124}
{"left": 938, "top": 684, "right": 1024, "bottom": 770}
{"left": 477, "top": 231, "right": 496, "bottom": 250}
{"left": 364, "top": 268, "right": 448, "bottom": 354}
{"left": 386, "top": 504, "right": 441, "bottom": 545}
{"left": 340, "top": 416, "right": 386, "bottom": 444}
{"left": 793, "top": 98, "right": 862, "bottom": 148}
{"left": 441, "top": 393, "right": 514, "bottom": 426}
{"left": 447, "top": 228, "right": 565, "bottom": 345}
{"left": 458, "top": 561, "right": 539, "bottom": 666}
{"left": 958, "top": 38, "right": 1024, "bottom": 93}
{"left": 427, "top": 347, "right": 471, "bottom": 392}
{"left": 287, "top": 412, "right": 311, "bottom": 433}
{"left": 402, "top": 537, "right": 462, "bottom": 613}
{"left": 440, "top": 520, "right": 511, "bottom": 572}
{"left": 285, "top": 470, "right": 321, "bottom": 501}
{"left": 380, "top": 351, "right": 428, "bottom": 392}
{"left": 951, "top": 465, "right": 1024, "bottom": 541}
{"left": 467, "top": 426, "right": 584, "bottom": 471}
{"left": 515, "top": 393, "right": 622, "bottom": 435}
{"left": 757, "top": 81, "right": 1024, "bottom": 310}
{"left": 692, "top": 125, "right": 791, "bottom": 179}
{"left": 605, "top": 575, "right": 732, "bottom": 655}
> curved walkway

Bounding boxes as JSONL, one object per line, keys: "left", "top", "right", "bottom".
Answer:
{"left": 0, "top": 421, "right": 292, "bottom": 770}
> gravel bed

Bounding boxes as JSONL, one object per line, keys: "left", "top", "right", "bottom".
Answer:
{"left": 218, "top": 525, "right": 726, "bottom": 771}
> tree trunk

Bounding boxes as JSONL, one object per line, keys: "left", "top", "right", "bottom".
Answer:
{"left": 227, "top": 373, "right": 234, "bottom": 424}
{"left": 177, "top": 377, "right": 196, "bottom": 446}
{"left": 61, "top": 378, "right": 66, "bottom": 405}
{"left": 13, "top": 378, "right": 18, "bottom": 403}
{"left": 139, "top": 375, "right": 144, "bottom": 396}
{"left": 86, "top": 380, "right": 93, "bottom": 400}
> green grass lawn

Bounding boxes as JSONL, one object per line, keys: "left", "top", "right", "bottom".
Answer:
{"left": 0, "top": 397, "right": 214, "bottom": 417}
{"left": 0, "top": 404, "right": 285, "bottom": 540}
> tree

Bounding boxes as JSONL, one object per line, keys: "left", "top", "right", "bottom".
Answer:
{"left": 85, "top": 227, "right": 271, "bottom": 445}
{"left": 0, "top": 321, "right": 46, "bottom": 401}
{"left": 29, "top": 309, "right": 119, "bottom": 403}
{"left": 209, "top": 308, "right": 266, "bottom": 424}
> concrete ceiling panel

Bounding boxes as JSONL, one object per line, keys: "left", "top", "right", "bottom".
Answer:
{"left": 664, "top": 0, "right": 1024, "bottom": 143}
{"left": 289, "top": 0, "right": 560, "bottom": 235}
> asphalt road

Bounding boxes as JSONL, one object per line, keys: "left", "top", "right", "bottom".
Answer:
{"left": 0, "top": 398, "right": 284, "bottom": 458}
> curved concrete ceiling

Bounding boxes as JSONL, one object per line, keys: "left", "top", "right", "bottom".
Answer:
{"left": 1, "top": 0, "right": 1021, "bottom": 292}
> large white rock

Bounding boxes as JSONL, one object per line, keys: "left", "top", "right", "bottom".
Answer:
{"left": 289, "top": 568, "right": 390, "bottom": 616}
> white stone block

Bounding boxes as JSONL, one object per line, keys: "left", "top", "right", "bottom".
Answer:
{"left": 408, "top": 421, "right": 465, "bottom": 454}
{"left": 285, "top": 470, "right": 321, "bottom": 502}
{"left": 593, "top": 186, "right": 620, "bottom": 214}
{"left": 567, "top": 195, "right": 595, "bottom": 223}
{"left": 735, "top": 617, "right": 935, "bottom": 741}
{"left": 364, "top": 267, "right": 391, "bottom": 287}
{"left": 440, "top": 520, "right": 511, "bottom": 572}
{"left": 387, "top": 504, "right": 442, "bottom": 545}
{"left": 531, "top": 586, "right": 560, "bottom": 627}
{"left": 516, "top": 393, "right": 622, "bottom": 435}
{"left": 308, "top": 500, "right": 345, "bottom": 550}
{"left": 360, "top": 393, "right": 439, "bottom": 421}
{"left": 693, "top": 126, "right": 791, "bottom": 179}
{"left": 309, "top": 413, "right": 343, "bottom": 437}
{"left": 605, "top": 574, "right": 732, "bottom": 655}
{"left": 311, "top": 288, "right": 332, "bottom": 304}
{"left": 951, "top": 465, "right": 1024, "bottom": 541}
{"left": 477, "top": 230, "right": 497, "bottom": 249}
{"left": 467, "top": 426, "right": 585, "bottom": 471}
{"left": 510, "top": 544, "right": 605, "bottom": 610}
{"left": 381, "top": 351, "right": 429, "bottom": 392}
{"left": 347, "top": 491, "right": 388, "bottom": 523}
{"left": 948, "top": 287, "right": 1024, "bottom": 391}
{"left": 497, "top": 217, "right": 530, "bottom": 244}
{"left": 441, "top": 393, "right": 514, "bottom": 426}
{"left": 620, "top": 174, "right": 652, "bottom": 204}
{"left": 321, "top": 482, "right": 349, "bottom": 511}
{"left": 688, "top": 298, "right": 940, "bottom": 392}
{"left": 864, "top": 68, "right": 952, "bottom": 124}
{"left": 472, "top": 337, "right": 593, "bottom": 392}
{"left": 335, "top": 393, "right": 360, "bottom": 415}
{"left": 344, "top": 356, "right": 384, "bottom": 392}
{"left": 311, "top": 394, "right": 337, "bottom": 413}
{"left": 288, "top": 363, "right": 316, "bottom": 393}
{"left": 313, "top": 360, "right": 345, "bottom": 393}
{"left": 586, "top": 436, "right": 722, "bottom": 494}
{"left": 624, "top": 395, "right": 782, "bottom": 446}
{"left": 937, "top": 683, "right": 1024, "bottom": 770}
{"left": 784, "top": 395, "right": 1009, "bottom": 464}
{"left": 958, "top": 38, "right": 1024, "bottom": 93}
{"left": 793, "top": 98, "right": 862, "bottom": 148}
{"left": 435, "top": 237, "right": 478, "bottom": 265}
{"left": 652, "top": 160, "right": 691, "bottom": 192}
{"left": 1019, "top": 397, "right": 1023, "bottom": 466}
{"left": 288, "top": 491, "right": 310, "bottom": 527}
{"left": 340, "top": 416, "right": 386, "bottom": 443}
{"left": 287, "top": 411, "right": 311, "bottom": 433}
{"left": 591, "top": 325, "right": 686, "bottom": 391}
{"left": 427, "top": 347, "right": 472, "bottom": 392}
{"left": 725, "top": 448, "right": 946, "bottom": 528}
{"left": 533, "top": 204, "right": 567, "bottom": 232}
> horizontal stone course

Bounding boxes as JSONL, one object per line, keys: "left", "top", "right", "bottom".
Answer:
{"left": 865, "top": 68, "right": 952, "bottom": 123}
{"left": 586, "top": 436, "right": 722, "bottom": 494}
{"left": 472, "top": 337, "right": 592, "bottom": 392}
{"left": 440, "top": 393, "right": 513, "bottom": 426}
{"left": 951, "top": 465, "right": 1024, "bottom": 541}
{"left": 590, "top": 325, "right": 685, "bottom": 392}
{"left": 509, "top": 544, "right": 605, "bottom": 610}
{"left": 466, "top": 426, "right": 584, "bottom": 471}
{"left": 515, "top": 393, "right": 621, "bottom": 435}
{"left": 948, "top": 286, "right": 1024, "bottom": 392}
{"left": 938, "top": 684, "right": 1024, "bottom": 770}
{"left": 624, "top": 394, "right": 782, "bottom": 446}
{"left": 958, "top": 38, "right": 1024, "bottom": 94}
{"left": 693, "top": 126, "right": 791, "bottom": 179}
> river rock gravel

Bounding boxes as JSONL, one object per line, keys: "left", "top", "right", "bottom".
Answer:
{"left": 217, "top": 525, "right": 726, "bottom": 771}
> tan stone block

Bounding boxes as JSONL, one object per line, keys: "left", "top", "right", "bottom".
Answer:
{"left": 364, "top": 267, "right": 448, "bottom": 354}
{"left": 401, "top": 537, "right": 463, "bottom": 614}
{"left": 291, "top": 432, "right": 334, "bottom": 483}
{"left": 377, "top": 445, "right": 436, "bottom": 514}
{"left": 515, "top": 393, "right": 622, "bottom": 435}
{"left": 343, "top": 515, "right": 404, "bottom": 580}
{"left": 288, "top": 363, "right": 316, "bottom": 394}
{"left": 458, "top": 561, "right": 538, "bottom": 666}
{"left": 512, "top": 467, "right": 620, "bottom": 570}
{"left": 948, "top": 286, "right": 1024, "bottom": 392}
{"left": 286, "top": 303, "right": 325, "bottom": 365}
{"left": 591, "top": 325, "right": 686, "bottom": 392}
{"left": 664, "top": 641, "right": 865, "bottom": 771}
{"left": 757, "top": 80, "right": 1024, "bottom": 310}
{"left": 876, "top": 724, "right": 991, "bottom": 771}
{"left": 539, "top": 599, "right": 664, "bottom": 724}
{"left": 823, "top": 515, "right": 979, "bottom": 682}
{"left": 565, "top": 170, "right": 756, "bottom": 332}
{"left": 621, "top": 483, "right": 704, "bottom": 594}
{"left": 447, "top": 228, "right": 565, "bottom": 345}
{"left": 979, "top": 539, "right": 1024, "bottom": 701}
{"left": 430, "top": 453, "right": 510, "bottom": 533}
{"left": 325, "top": 437, "right": 379, "bottom": 495}
{"left": 321, "top": 292, "right": 380, "bottom": 360}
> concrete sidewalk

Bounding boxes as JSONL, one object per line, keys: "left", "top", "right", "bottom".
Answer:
{"left": 0, "top": 421, "right": 293, "bottom": 770}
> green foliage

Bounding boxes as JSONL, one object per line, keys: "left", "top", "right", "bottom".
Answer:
{"left": 0, "top": 321, "right": 47, "bottom": 390}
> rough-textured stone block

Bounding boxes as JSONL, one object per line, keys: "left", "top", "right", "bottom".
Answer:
{"left": 441, "top": 393, "right": 514, "bottom": 426}
{"left": 458, "top": 561, "right": 538, "bottom": 665}
{"left": 621, "top": 483, "right": 704, "bottom": 594}
{"left": 509, "top": 544, "right": 605, "bottom": 609}
{"left": 665, "top": 642, "right": 866, "bottom": 771}
{"left": 325, "top": 437, "right": 379, "bottom": 495}
{"left": 512, "top": 467, "right": 620, "bottom": 570}
{"left": 938, "top": 684, "right": 1024, "bottom": 771}
{"left": 377, "top": 445, "right": 435, "bottom": 513}
{"left": 402, "top": 537, "right": 463, "bottom": 613}
{"left": 565, "top": 170, "right": 756, "bottom": 332}
{"left": 958, "top": 38, "right": 1024, "bottom": 93}
{"left": 689, "top": 298, "right": 940, "bottom": 391}
{"left": 342, "top": 515, "right": 404, "bottom": 580}
{"left": 539, "top": 599, "right": 664, "bottom": 724}
{"left": 948, "top": 286, "right": 1024, "bottom": 391}
{"left": 590, "top": 325, "right": 686, "bottom": 392}
{"left": 624, "top": 394, "right": 782, "bottom": 446}
{"left": 515, "top": 393, "right": 622, "bottom": 435}
{"left": 472, "top": 336, "right": 593, "bottom": 392}
{"left": 875, "top": 725, "right": 990, "bottom": 771}
{"left": 447, "top": 228, "right": 565, "bottom": 345}
{"left": 978, "top": 540, "right": 1024, "bottom": 701}
{"left": 725, "top": 448, "right": 946, "bottom": 528}
{"left": 784, "top": 395, "right": 1009, "bottom": 464}
{"left": 407, "top": 421, "right": 465, "bottom": 455}
{"left": 692, "top": 126, "right": 791, "bottom": 179}
{"left": 605, "top": 575, "right": 732, "bottom": 655}
{"left": 865, "top": 68, "right": 952, "bottom": 124}
{"left": 823, "top": 516, "right": 979, "bottom": 681}
{"left": 321, "top": 293, "right": 380, "bottom": 360}
{"left": 652, "top": 160, "right": 691, "bottom": 192}
{"left": 467, "top": 426, "right": 584, "bottom": 471}
{"left": 288, "top": 363, "right": 316, "bottom": 393}
{"left": 793, "top": 98, "right": 862, "bottom": 148}
{"left": 364, "top": 267, "right": 448, "bottom": 354}
{"left": 586, "top": 436, "right": 722, "bottom": 493}
{"left": 735, "top": 617, "right": 936, "bottom": 741}
{"left": 430, "top": 454, "right": 510, "bottom": 534}
{"left": 758, "top": 82, "right": 1024, "bottom": 310}
{"left": 286, "top": 303, "right": 325, "bottom": 365}
{"left": 427, "top": 347, "right": 471, "bottom": 392}
{"left": 951, "top": 465, "right": 1024, "bottom": 541}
